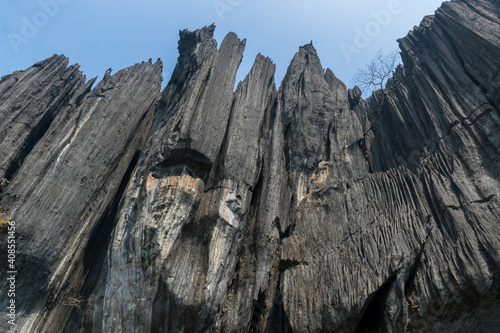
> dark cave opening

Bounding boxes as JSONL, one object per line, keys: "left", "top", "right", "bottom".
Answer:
{"left": 152, "top": 148, "right": 212, "bottom": 182}
{"left": 355, "top": 275, "right": 396, "bottom": 333}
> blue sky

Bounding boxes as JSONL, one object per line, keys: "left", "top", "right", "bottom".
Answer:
{"left": 1, "top": 0, "right": 444, "bottom": 91}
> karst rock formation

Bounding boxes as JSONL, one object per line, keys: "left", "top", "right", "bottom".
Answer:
{"left": 1, "top": 0, "right": 500, "bottom": 332}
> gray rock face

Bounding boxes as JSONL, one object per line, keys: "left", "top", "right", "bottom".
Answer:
{"left": 0, "top": 57, "right": 162, "bottom": 332}
{"left": 0, "top": 0, "right": 499, "bottom": 332}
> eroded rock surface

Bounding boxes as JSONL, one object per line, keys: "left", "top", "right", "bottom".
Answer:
{"left": 0, "top": 58, "right": 162, "bottom": 332}
{"left": 0, "top": 0, "right": 499, "bottom": 332}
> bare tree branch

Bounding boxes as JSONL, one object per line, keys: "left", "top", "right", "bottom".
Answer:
{"left": 352, "top": 49, "right": 400, "bottom": 97}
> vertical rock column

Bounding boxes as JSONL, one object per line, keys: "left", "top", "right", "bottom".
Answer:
{"left": 0, "top": 55, "right": 92, "bottom": 186}
{"left": 96, "top": 25, "right": 269, "bottom": 332}
{"left": 0, "top": 58, "right": 162, "bottom": 333}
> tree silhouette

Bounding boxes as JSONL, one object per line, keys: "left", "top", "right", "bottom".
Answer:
{"left": 353, "top": 49, "right": 399, "bottom": 97}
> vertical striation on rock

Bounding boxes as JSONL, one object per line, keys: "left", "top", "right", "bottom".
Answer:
{"left": 0, "top": 55, "right": 93, "bottom": 186}
{"left": 90, "top": 25, "right": 248, "bottom": 332}
{"left": 345, "top": 0, "right": 500, "bottom": 331}
{"left": 0, "top": 58, "right": 162, "bottom": 333}
{"left": 0, "top": 0, "right": 500, "bottom": 332}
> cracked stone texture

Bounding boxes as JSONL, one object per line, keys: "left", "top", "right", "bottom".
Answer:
{"left": 0, "top": 0, "right": 499, "bottom": 332}
{"left": 0, "top": 58, "right": 162, "bottom": 332}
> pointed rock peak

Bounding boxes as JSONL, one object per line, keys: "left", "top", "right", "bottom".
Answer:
{"left": 179, "top": 23, "right": 216, "bottom": 41}
{"left": 347, "top": 86, "right": 362, "bottom": 108}
{"left": 207, "top": 23, "right": 216, "bottom": 32}
{"left": 235, "top": 53, "right": 276, "bottom": 92}
{"left": 199, "top": 23, "right": 217, "bottom": 42}
{"left": 177, "top": 24, "right": 217, "bottom": 59}
{"left": 248, "top": 54, "right": 276, "bottom": 80}
{"left": 282, "top": 41, "right": 323, "bottom": 84}
{"left": 397, "top": 14, "right": 435, "bottom": 57}
{"left": 220, "top": 31, "right": 246, "bottom": 49}
{"left": 233, "top": 52, "right": 275, "bottom": 98}
{"left": 298, "top": 41, "right": 318, "bottom": 56}
{"left": 32, "top": 54, "right": 69, "bottom": 68}
{"left": 33, "top": 54, "right": 65, "bottom": 63}
{"left": 29, "top": 54, "right": 89, "bottom": 84}
{"left": 86, "top": 76, "right": 98, "bottom": 89}
{"left": 324, "top": 68, "right": 335, "bottom": 79}
{"left": 97, "top": 59, "right": 163, "bottom": 95}
{"left": 255, "top": 53, "right": 275, "bottom": 67}
{"left": 152, "top": 58, "right": 163, "bottom": 71}
{"left": 293, "top": 42, "right": 321, "bottom": 70}
{"left": 324, "top": 68, "right": 345, "bottom": 88}
{"left": 131, "top": 58, "right": 164, "bottom": 74}
{"left": 216, "top": 33, "right": 246, "bottom": 75}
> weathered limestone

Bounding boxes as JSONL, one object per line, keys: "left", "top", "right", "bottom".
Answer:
{"left": 0, "top": 58, "right": 162, "bottom": 332}
{"left": 0, "top": 0, "right": 499, "bottom": 332}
